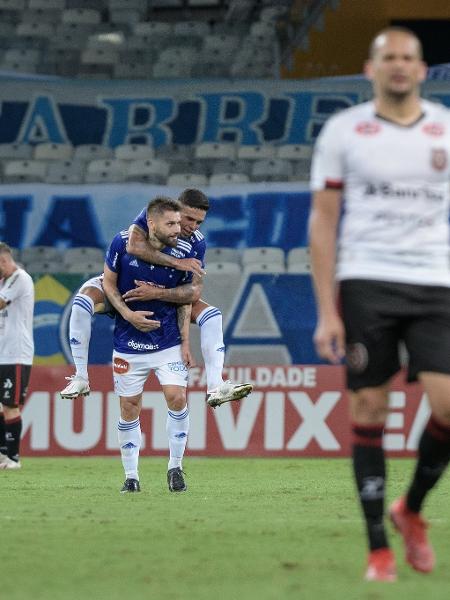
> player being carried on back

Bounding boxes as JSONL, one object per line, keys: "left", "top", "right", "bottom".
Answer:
{"left": 60, "top": 188, "right": 252, "bottom": 408}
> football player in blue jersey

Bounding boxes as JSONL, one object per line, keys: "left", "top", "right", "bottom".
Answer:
{"left": 126, "top": 188, "right": 253, "bottom": 407}
{"left": 103, "top": 196, "right": 196, "bottom": 493}
{"left": 61, "top": 188, "right": 252, "bottom": 408}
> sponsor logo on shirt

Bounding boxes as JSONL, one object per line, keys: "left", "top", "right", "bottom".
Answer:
{"left": 127, "top": 339, "right": 159, "bottom": 351}
{"left": 129, "top": 259, "right": 139, "bottom": 267}
{"left": 365, "top": 182, "right": 444, "bottom": 202}
{"left": 431, "top": 148, "right": 447, "bottom": 171}
{"left": 423, "top": 122, "right": 445, "bottom": 136}
{"left": 113, "top": 357, "right": 130, "bottom": 374}
{"left": 355, "top": 121, "right": 381, "bottom": 135}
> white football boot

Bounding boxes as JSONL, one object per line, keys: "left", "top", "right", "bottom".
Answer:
{"left": 206, "top": 381, "right": 253, "bottom": 408}
{"left": 60, "top": 375, "right": 90, "bottom": 399}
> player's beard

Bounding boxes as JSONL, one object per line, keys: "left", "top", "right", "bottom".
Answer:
{"left": 154, "top": 228, "right": 179, "bottom": 248}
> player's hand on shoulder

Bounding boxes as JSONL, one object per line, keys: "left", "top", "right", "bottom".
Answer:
{"left": 129, "top": 310, "right": 161, "bottom": 332}
{"left": 313, "top": 313, "right": 345, "bottom": 364}
{"left": 175, "top": 257, "right": 205, "bottom": 277}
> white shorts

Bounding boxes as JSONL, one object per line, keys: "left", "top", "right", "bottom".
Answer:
{"left": 80, "top": 274, "right": 104, "bottom": 293}
{"left": 112, "top": 345, "right": 188, "bottom": 397}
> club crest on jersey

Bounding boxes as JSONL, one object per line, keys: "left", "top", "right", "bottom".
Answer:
{"left": 431, "top": 148, "right": 447, "bottom": 171}
{"left": 423, "top": 122, "right": 445, "bottom": 137}
{"left": 346, "top": 343, "right": 368, "bottom": 373}
{"left": 355, "top": 121, "right": 381, "bottom": 135}
{"left": 113, "top": 357, "right": 130, "bottom": 374}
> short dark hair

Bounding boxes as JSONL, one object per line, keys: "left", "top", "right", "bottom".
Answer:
{"left": 146, "top": 196, "right": 181, "bottom": 218}
{"left": 178, "top": 188, "right": 209, "bottom": 212}
{"left": 0, "top": 242, "right": 12, "bottom": 255}
{"left": 369, "top": 26, "right": 423, "bottom": 60}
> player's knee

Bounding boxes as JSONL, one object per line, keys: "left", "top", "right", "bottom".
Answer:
{"left": 166, "top": 393, "right": 187, "bottom": 412}
{"left": 78, "top": 286, "right": 105, "bottom": 306}
{"left": 120, "top": 397, "right": 141, "bottom": 421}
{"left": 351, "top": 388, "right": 389, "bottom": 424}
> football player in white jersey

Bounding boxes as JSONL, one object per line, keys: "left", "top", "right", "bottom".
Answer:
{"left": 310, "top": 27, "right": 450, "bottom": 582}
{"left": 60, "top": 188, "right": 252, "bottom": 407}
{"left": 0, "top": 243, "right": 34, "bottom": 470}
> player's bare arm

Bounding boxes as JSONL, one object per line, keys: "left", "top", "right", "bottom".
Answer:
{"left": 102, "top": 264, "right": 161, "bottom": 333}
{"left": 0, "top": 298, "right": 8, "bottom": 310}
{"left": 309, "top": 188, "right": 345, "bottom": 364}
{"left": 127, "top": 224, "right": 205, "bottom": 277}
{"left": 122, "top": 273, "right": 203, "bottom": 304}
{"left": 177, "top": 303, "right": 193, "bottom": 368}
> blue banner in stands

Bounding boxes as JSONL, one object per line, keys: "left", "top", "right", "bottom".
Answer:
{"left": 0, "top": 182, "right": 310, "bottom": 251}
{"left": 1, "top": 79, "right": 450, "bottom": 147}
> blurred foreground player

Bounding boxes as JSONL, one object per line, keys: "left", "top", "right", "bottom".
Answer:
{"left": 310, "top": 27, "right": 450, "bottom": 581}
{"left": 0, "top": 243, "right": 34, "bottom": 470}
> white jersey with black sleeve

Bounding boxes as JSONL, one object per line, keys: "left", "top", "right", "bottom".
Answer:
{"left": 311, "top": 99, "right": 450, "bottom": 286}
{"left": 0, "top": 268, "right": 34, "bottom": 365}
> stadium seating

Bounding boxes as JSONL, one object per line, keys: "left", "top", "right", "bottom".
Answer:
{"left": 205, "top": 247, "right": 240, "bottom": 263}
{"left": 242, "top": 247, "right": 285, "bottom": 267}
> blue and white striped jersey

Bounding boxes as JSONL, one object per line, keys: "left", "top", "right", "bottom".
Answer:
{"left": 105, "top": 230, "right": 195, "bottom": 354}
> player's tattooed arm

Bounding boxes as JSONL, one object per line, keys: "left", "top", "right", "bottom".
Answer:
{"left": 123, "top": 273, "right": 203, "bottom": 304}
{"left": 102, "top": 264, "right": 161, "bottom": 333}
{"left": 127, "top": 224, "right": 205, "bottom": 277}
{"left": 177, "top": 303, "right": 194, "bottom": 368}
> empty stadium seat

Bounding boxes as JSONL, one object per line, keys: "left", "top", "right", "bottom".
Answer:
{"left": 4, "top": 48, "right": 40, "bottom": 64}
{"left": 62, "top": 8, "right": 101, "bottom": 25}
{"left": 287, "top": 246, "right": 311, "bottom": 273}
{"left": 114, "top": 144, "right": 154, "bottom": 160}
{"left": 243, "top": 262, "right": 285, "bottom": 275}
{"left": 0, "top": 0, "right": 26, "bottom": 9}
{"left": 3, "top": 160, "right": 47, "bottom": 183}
{"left": 204, "top": 262, "right": 241, "bottom": 275}
{"left": 277, "top": 144, "right": 312, "bottom": 160}
{"left": 251, "top": 158, "right": 293, "bottom": 182}
{"left": 73, "top": 144, "right": 113, "bottom": 160}
{"left": 34, "top": 143, "right": 74, "bottom": 161}
{"left": 237, "top": 145, "right": 275, "bottom": 160}
{"left": 24, "top": 260, "right": 64, "bottom": 274}
{"left": 29, "top": 0, "right": 65, "bottom": 9}
{"left": 173, "top": 21, "right": 210, "bottom": 38}
{"left": 85, "top": 159, "right": 127, "bottom": 183}
{"left": 45, "top": 160, "right": 85, "bottom": 184}
{"left": 21, "top": 246, "right": 62, "bottom": 262}
{"left": 167, "top": 173, "right": 208, "bottom": 187}
{"left": 242, "top": 247, "right": 285, "bottom": 266}
{"left": 16, "top": 22, "right": 54, "bottom": 39}
{"left": 209, "top": 173, "right": 250, "bottom": 185}
{"left": 113, "top": 62, "right": 151, "bottom": 78}
{"left": 0, "top": 144, "right": 33, "bottom": 160}
{"left": 64, "top": 247, "right": 105, "bottom": 264}
{"left": 125, "top": 158, "right": 170, "bottom": 184}
{"left": 205, "top": 247, "right": 240, "bottom": 264}
{"left": 195, "top": 142, "right": 236, "bottom": 161}
{"left": 65, "top": 260, "right": 105, "bottom": 274}
{"left": 133, "top": 21, "right": 172, "bottom": 38}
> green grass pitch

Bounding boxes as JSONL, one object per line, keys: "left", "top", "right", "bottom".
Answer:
{"left": 3, "top": 457, "right": 450, "bottom": 600}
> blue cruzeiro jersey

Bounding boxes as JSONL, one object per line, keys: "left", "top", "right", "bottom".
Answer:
{"left": 105, "top": 230, "right": 195, "bottom": 354}
{"left": 133, "top": 207, "right": 207, "bottom": 266}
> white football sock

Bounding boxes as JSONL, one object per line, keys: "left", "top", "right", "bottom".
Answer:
{"left": 196, "top": 306, "right": 225, "bottom": 391}
{"left": 118, "top": 417, "right": 141, "bottom": 480}
{"left": 166, "top": 406, "right": 189, "bottom": 470}
{"left": 69, "top": 293, "right": 94, "bottom": 381}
